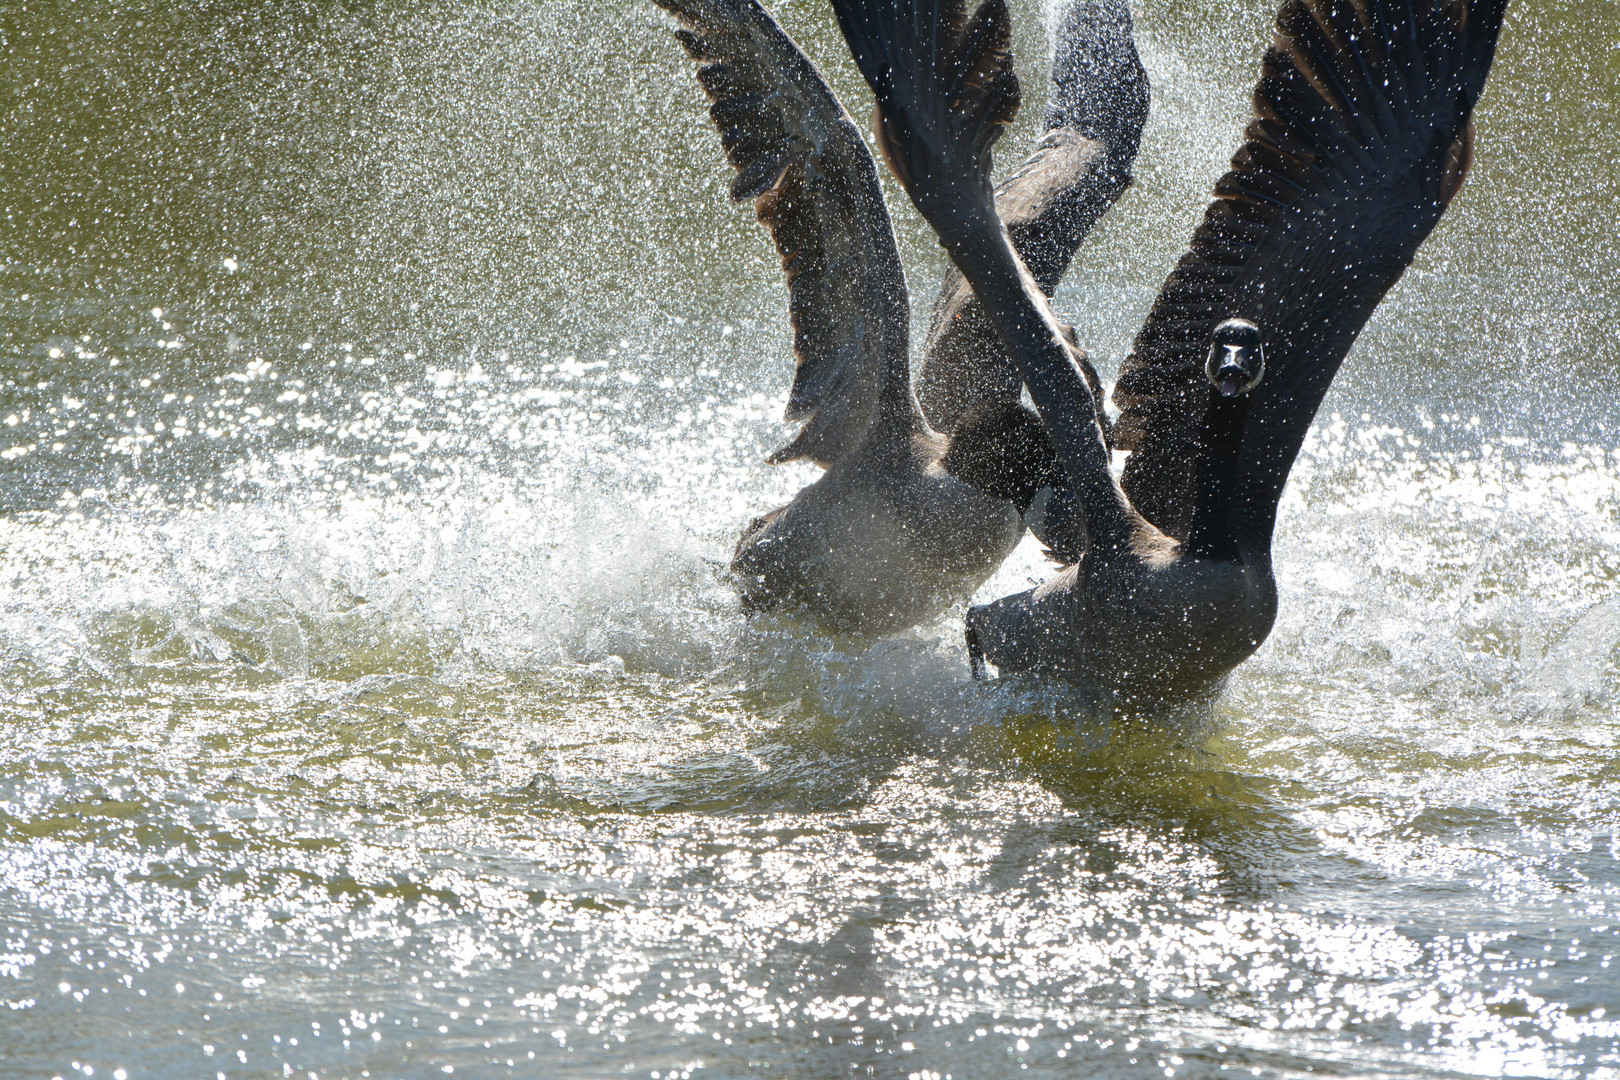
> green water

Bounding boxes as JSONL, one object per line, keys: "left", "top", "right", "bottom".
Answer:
{"left": 2, "top": 1, "right": 1618, "bottom": 1077}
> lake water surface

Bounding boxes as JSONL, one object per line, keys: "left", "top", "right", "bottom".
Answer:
{"left": 2, "top": 1, "right": 1619, "bottom": 1077}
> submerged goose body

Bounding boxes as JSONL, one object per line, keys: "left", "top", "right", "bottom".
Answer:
{"left": 654, "top": 0, "right": 1147, "bottom": 635}
{"left": 729, "top": 423, "right": 1017, "bottom": 633}
{"left": 831, "top": 0, "right": 1506, "bottom": 699}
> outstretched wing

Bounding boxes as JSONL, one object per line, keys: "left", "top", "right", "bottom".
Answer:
{"left": 916, "top": 0, "right": 1150, "bottom": 432}
{"left": 830, "top": 0, "right": 1023, "bottom": 210}
{"left": 1114, "top": 0, "right": 1507, "bottom": 543}
{"left": 655, "top": 0, "right": 913, "bottom": 466}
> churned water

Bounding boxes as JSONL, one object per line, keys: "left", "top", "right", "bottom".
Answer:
{"left": 1, "top": 1, "right": 1618, "bottom": 1077}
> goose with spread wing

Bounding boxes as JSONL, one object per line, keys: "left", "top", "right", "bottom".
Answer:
{"left": 916, "top": 0, "right": 1147, "bottom": 434}
{"left": 831, "top": 0, "right": 1506, "bottom": 700}
{"left": 653, "top": 0, "right": 1147, "bottom": 635}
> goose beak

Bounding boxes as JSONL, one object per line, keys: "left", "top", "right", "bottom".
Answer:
{"left": 1205, "top": 319, "right": 1265, "bottom": 397}
{"left": 1214, "top": 344, "right": 1251, "bottom": 397}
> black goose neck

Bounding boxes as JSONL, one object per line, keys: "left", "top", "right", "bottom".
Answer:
{"left": 1183, "top": 389, "right": 1250, "bottom": 561}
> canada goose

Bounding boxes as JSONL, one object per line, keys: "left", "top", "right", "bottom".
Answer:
{"left": 831, "top": 0, "right": 1506, "bottom": 700}
{"left": 653, "top": 0, "right": 1147, "bottom": 635}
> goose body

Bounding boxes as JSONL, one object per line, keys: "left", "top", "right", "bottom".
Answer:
{"left": 966, "top": 325, "right": 1280, "bottom": 701}
{"left": 970, "top": 545, "right": 1277, "bottom": 697}
{"left": 655, "top": 0, "right": 1146, "bottom": 635}
{"left": 733, "top": 426, "right": 1021, "bottom": 634}
{"left": 831, "top": 0, "right": 1506, "bottom": 699}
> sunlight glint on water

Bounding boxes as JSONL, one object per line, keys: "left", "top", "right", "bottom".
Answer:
{"left": 1, "top": 0, "right": 1618, "bottom": 1078}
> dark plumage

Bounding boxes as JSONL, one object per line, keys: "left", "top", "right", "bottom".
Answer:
{"left": 914, "top": 0, "right": 1148, "bottom": 433}
{"left": 655, "top": 0, "right": 1148, "bottom": 633}
{"left": 832, "top": 0, "right": 1507, "bottom": 699}
{"left": 1113, "top": 0, "right": 1501, "bottom": 547}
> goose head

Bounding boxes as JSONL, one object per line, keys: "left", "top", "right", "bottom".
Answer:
{"left": 1206, "top": 318, "right": 1264, "bottom": 398}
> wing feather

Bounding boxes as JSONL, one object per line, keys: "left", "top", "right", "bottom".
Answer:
{"left": 656, "top": 0, "right": 912, "bottom": 466}
{"left": 1114, "top": 0, "right": 1506, "bottom": 543}
{"left": 915, "top": 0, "right": 1149, "bottom": 432}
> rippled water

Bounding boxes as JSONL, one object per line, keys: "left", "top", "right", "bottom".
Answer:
{"left": 2, "top": 1, "right": 1618, "bottom": 1077}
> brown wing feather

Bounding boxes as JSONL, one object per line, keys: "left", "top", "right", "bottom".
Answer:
{"left": 915, "top": 0, "right": 1149, "bottom": 432}
{"left": 1115, "top": 0, "right": 1507, "bottom": 543}
{"left": 657, "top": 0, "right": 913, "bottom": 466}
{"left": 915, "top": 129, "right": 1123, "bottom": 431}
